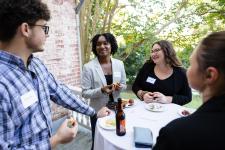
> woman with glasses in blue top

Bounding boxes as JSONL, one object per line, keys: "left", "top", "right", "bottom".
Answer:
{"left": 132, "top": 40, "right": 192, "bottom": 105}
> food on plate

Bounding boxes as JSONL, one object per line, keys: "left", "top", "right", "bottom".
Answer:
{"left": 122, "top": 98, "right": 134, "bottom": 107}
{"left": 178, "top": 107, "right": 195, "bottom": 117}
{"left": 145, "top": 103, "right": 165, "bottom": 112}
{"left": 105, "top": 119, "right": 116, "bottom": 127}
{"left": 128, "top": 99, "right": 134, "bottom": 106}
{"left": 148, "top": 103, "right": 162, "bottom": 110}
{"left": 181, "top": 110, "right": 191, "bottom": 116}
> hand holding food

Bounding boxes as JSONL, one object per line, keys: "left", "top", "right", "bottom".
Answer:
{"left": 101, "top": 85, "right": 113, "bottom": 94}
{"left": 53, "top": 117, "right": 78, "bottom": 144}
{"left": 97, "top": 107, "right": 111, "bottom": 118}
{"left": 143, "top": 92, "right": 154, "bottom": 103}
{"left": 152, "top": 92, "right": 168, "bottom": 103}
{"left": 67, "top": 117, "right": 76, "bottom": 128}
{"left": 112, "top": 82, "right": 121, "bottom": 91}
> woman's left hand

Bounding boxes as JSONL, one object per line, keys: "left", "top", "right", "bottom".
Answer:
{"left": 112, "top": 82, "right": 122, "bottom": 91}
{"left": 152, "top": 92, "right": 168, "bottom": 104}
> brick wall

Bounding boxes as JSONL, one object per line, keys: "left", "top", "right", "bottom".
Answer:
{"left": 35, "top": 0, "right": 81, "bottom": 87}
{"left": 35, "top": 0, "right": 81, "bottom": 120}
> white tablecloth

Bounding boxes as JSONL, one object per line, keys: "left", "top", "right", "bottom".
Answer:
{"left": 94, "top": 100, "right": 188, "bottom": 150}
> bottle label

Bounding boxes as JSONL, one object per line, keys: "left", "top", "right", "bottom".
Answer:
{"left": 120, "top": 120, "right": 126, "bottom": 132}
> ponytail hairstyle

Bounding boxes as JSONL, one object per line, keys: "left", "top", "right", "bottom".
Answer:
{"left": 197, "top": 31, "right": 225, "bottom": 77}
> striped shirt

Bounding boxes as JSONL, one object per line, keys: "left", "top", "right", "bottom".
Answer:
{"left": 0, "top": 50, "right": 95, "bottom": 150}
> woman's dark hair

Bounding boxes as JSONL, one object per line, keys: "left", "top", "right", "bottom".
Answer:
{"left": 0, "top": 0, "right": 50, "bottom": 42}
{"left": 91, "top": 33, "right": 118, "bottom": 56}
{"left": 197, "top": 31, "right": 225, "bottom": 76}
{"left": 150, "top": 40, "right": 182, "bottom": 67}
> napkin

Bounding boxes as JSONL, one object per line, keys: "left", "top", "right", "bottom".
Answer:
{"left": 134, "top": 127, "right": 153, "bottom": 148}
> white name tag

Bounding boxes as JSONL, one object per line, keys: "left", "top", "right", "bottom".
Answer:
{"left": 21, "top": 90, "right": 38, "bottom": 109}
{"left": 146, "top": 76, "right": 156, "bottom": 84}
{"left": 114, "top": 72, "right": 121, "bottom": 78}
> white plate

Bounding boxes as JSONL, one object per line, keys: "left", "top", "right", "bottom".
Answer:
{"left": 125, "top": 103, "right": 135, "bottom": 108}
{"left": 178, "top": 107, "right": 195, "bottom": 117}
{"left": 145, "top": 103, "right": 165, "bottom": 112}
{"left": 125, "top": 101, "right": 135, "bottom": 108}
{"left": 99, "top": 117, "right": 116, "bottom": 130}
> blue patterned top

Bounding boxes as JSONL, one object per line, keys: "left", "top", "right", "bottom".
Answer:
{"left": 0, "top": 50, "right": 95, "bottom": 149}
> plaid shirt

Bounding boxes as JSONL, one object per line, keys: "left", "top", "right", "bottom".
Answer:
{"left": 0, "top": 50, "right": 95, "bottom": 150}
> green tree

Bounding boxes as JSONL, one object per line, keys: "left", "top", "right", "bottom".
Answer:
{"left": 78, "top": 0, "right": 225, "bottom": 84}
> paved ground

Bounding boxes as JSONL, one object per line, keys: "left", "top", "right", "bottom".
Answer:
{"left": 52, "top": 117, "right": 92, "bottom": 150}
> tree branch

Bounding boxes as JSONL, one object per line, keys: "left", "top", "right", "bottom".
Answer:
{"left": 155, "top": 0, "right": 188, "bottom": 34}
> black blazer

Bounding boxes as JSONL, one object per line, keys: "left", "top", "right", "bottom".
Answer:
{"left": 132, "top": 62, "right": 192, "bottom": 105}
{"left": 153, "top": 94, "right": 225, "bottom": 150}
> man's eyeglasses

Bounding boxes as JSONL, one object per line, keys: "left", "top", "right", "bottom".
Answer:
{"left": 29, "top": 24, "right": 49, "bottom": 35}
{"left": 151, "top": 48, "right": 161, "bottom": 53}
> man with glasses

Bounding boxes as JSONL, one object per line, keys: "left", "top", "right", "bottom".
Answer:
{"left": 30, "top": 24, "right": 50, "bottom": 35}
{"left": 0, "top": 0, "right": 110, "bottom": 149}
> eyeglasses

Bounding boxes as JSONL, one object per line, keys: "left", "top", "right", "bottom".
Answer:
{"left": 29, "top": 24, "right": 49, "bottom": 35}
{"left": 151, "top": 48, "right": 161, "bottom": 53}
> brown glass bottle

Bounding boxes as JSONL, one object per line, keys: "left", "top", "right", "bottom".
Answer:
{"left": 116, "top": 98, "right": 126, "bottom": 136}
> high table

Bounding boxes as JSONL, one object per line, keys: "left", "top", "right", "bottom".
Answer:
{"left": 94, "top": 100, "right": 192, "bottom": 150}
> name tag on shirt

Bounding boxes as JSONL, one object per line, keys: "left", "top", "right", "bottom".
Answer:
{"left": 21, "top": 90, "right": 38, "bottom": 109}
{"left": 146, "top": 76, "right": 156, "bottom": 84}
{"left": 114, "top": 72, "right": 121, "bottom": 78}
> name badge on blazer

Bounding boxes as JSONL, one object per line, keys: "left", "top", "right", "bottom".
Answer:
{"left": 146, "top": 76, "right": 156, "bottom": 84}
{"left": 21, "top": 90, "right": 38, "bottom": 109}
{"left": 114, "top": 72, "right": 121, "bottom": 78}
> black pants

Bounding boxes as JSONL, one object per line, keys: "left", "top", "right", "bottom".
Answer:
{"left": 90, "top": 116, "right": 97, "bottom": 150}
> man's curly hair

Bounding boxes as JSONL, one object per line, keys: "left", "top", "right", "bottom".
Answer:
{"left": 0, "top": 0, "right": 51, "bottom": 42}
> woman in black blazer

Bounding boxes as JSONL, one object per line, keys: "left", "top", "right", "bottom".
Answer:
{"left": 132, "top": 40, "right": 192, "bottom": 105}
{"left": 153, "top": 31, "right": 225, "bottom": 150}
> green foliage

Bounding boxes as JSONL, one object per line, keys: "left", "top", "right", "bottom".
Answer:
{"left": 114, "top": 32, "right": 158, "bottom": 84}
{"left": 82, "top": 0, "right": 225, "bottom": 84}
{"left": 122, "top": 47, "right": 146, "bottom": 84}
{"left": 163, "top": 0, "right": 225, "bottom": 51}
{"left": 185, "top": 94, "right": 202, "bottom": 109}
{"left": 177, "top": 46, "right": 194, "bottom": 69}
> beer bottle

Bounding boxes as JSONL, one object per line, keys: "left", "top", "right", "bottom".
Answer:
{"left": 116, "top": 98, "right": 126, "bottom": 136}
